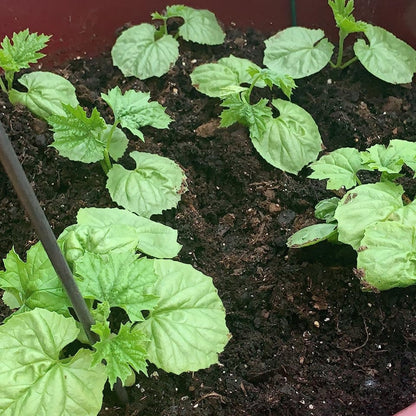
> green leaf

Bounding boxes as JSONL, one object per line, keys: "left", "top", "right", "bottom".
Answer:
{"left": 0, "top": 29, "right": 50, "bottom": 74}
{"left": 251, "top": 99, "right": 322, "bottom": 174}
{"left": 328, "top": 0, "right": 367, "bottom": 34}
{"left": 357, "top": 221, "right": 416, "bottom": 290}
{"left": 389, "top": 139, "right": 416, "bottom": 173}
{"left": 220, "top": 95, "right": 273, "bottom": 138}
{"left": 309, "top": 147, "right": 363, "bottom": 190}
{"left": 354, "top": 24, "right": 416, "bottom": 84}
{"left": 104, "top": 125, "right": 128, "bottom": 161}
{"left": 0, "top": 308, "right": 107, "bottom": 416}
{"left": 389, "top": 200, "right": 416, "bottom": 226}
{"left": 334, "top": 182, "right": 404, "bottom": 249}
{"left": 92, "top": 318, "right": 148, "bottom": 388}
{"left": 263, "top": 27, "right": 334, "bottom": 79}
{"left": 258, "top": 69, "right": 297, "bottom": 99}
{"left": 8, "top": 71, "right": 78, "bottom": 119}
{"left": 140, "top": 259, "right": 230, "bottom": 374}
{"left": 111, "top": 23, "right": 179, "bottom": 79}
{"left": 107, "top": 151, "right": 187, "bottom": 217}
{"left": 0, "top": 242, "right": 71, "bottom": 316}
{"left": 58, "top": 207, "right": 181, "bottom": 260}
{"left": 315, "top": 197, "right": 341, "bottom": 222}
{"left": 287, "top": 223, "right": 337, "bottom": 248}
{"left": 361, "top": 143, "right": 405, "bottom": 174}
{"left": 165, "top": 5, "right": 225, "bottom": 45}
{"left": 74, "top": 252, "right": 158, "bottom": 321}
{"left": 101, "top": 87, "right": 172, "bottom": 140}
{"left": 190, "top": 55, "right": 264, "bottom": 98}
{"left": 48, "top": 105, "right": 107, "bottom": 163}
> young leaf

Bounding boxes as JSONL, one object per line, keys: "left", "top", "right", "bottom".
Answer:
{"left": 0, "top": 29, "right": 50, "bottom": 74}
{"left": 354, "top": 24, "right": 416, "bottom": 84}
{"left": 8, "top": 71, "right": 79, "bottom": 119}
{"left": 92, "top": 320, "right": 149, "bottom": 388}
{"left": 191, "top": 55, "right": 264, "bottom": 98}
{"left": 257, "top": 69, "right": 297, "bottom": 99}
{"left": 101, "top": 87, "right": 172, "bottom": 141}
{"left": 74, "top": 252, "right": 158, "bottom": 321}
{"left": 287, "top": 223, "right": 337, "bottom": 248}
{"left": 315, "top": 197, "right": 341, "bottom": 222}
{"left": 334, "top": 182, "right": 404, "bottom": 249}
{"left": 103, "top": 125, "right": 128, "bottom": 161}
{"left": 357, "top": 221, "right": 416, "bottom": 291}
{"left": 140, "top": 259, "right": 230, "bottom": 374}
{"left": 48, "top": 104, "right": 107, "bottom": 163}
{"left": 0, "top": 242, "right": 71, "bottom": 316}
{"left": 251, "top": 99, "right": 322, "bottom": 174}
{"left": 220, "top": 95, "right": 273, "bottom": 139}
{"left": 360, "top": 143, "right": 405, "bottom": 174}
{"left": 264, "top": 27, "right": 334, "bottom": 79}
{"left": 165, "top": 5, "right": 225, "bottom": 45}
{"left": 389, "top": 139, "right": 416, "bottom": 173}
{"left": 328, "top": 0, "right": 367, "bottom": 34}
{"left": 111, "top": 23, "right": 179, "bottom": 80}
{"left": 308, "top": 147, "right": 364, "bottom": 190}
{"left": 59, "top": 207, "right": 182, "bottom": 259}
{"left": 106, "top": 151, "right": 187, "bottom": 217}
{"left": 0, "top": 308, "right": 107, "bottom": 416}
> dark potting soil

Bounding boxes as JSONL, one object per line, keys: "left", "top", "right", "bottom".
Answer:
{"left": 1, "top": 26, "right": 416, "bottom": 416}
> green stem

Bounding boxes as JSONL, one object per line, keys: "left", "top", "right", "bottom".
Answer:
{"left": 246, "top": 73, "right": 263, "bottom": 103}
{"left": 0, "top": 77, "right": 7, "bottom": 94}
{"left": 332, "top": 30, "right": 347, "bottom": 68}
{"left": 339, "top": 56, "right": 358, "bottom": 69}
{"left": 100, "top": 120, "right": 119, "bottom": 174}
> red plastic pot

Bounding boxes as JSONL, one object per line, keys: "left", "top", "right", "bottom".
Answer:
{"left": 1, "top": 1, "right": 416, "bottom": 414}
{"left": 1, "top": 0, "right": 416, "bottom": 64}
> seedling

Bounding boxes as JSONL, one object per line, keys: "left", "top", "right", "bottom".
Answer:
{"left": 264, "top": 0, "right": 416, "bottom": 84}
{"left": 0, "top": 207, "right": 230, "bottom": 416}
{"left": 47, "top": 86, "right": 187, "bottom": 217}
{"left": 191, "top": 55, "right": 322, "bottom": 174}
{"left": 0, "top": 29, "right": 79, "bottom": 118}
{"left": 287, "top": 139, "right": 416, "bottom": 291}
{"left": 111, "top": 5, "right": 225, "bottom": 80}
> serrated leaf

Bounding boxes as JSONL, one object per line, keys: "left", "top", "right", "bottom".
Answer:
{"left": 334, "top": 182, "right": 404, "bottom": 249}
{"left": 287, "top": 223, "right": 337, "bottom": 248}
{"left": 0, "top": 242, "right": 71, "bottom": 316}
{"left": 8, "top": 71, "right": 78, "bottom": 119}
{"left": 107, "top": 151, "right": 187, "bottom": 217}
{"left": 58, "top": 207, "right": 181, "bottom": 260}
{"left": 220, "top": 95, "right": 272, "bottom": 138}
{"left": 259, "top": 69, "right": 297, "bottom": 99}
{"left": 101, "top": 87, "right": 171, "bottom": 140}
{"left": 191, "top": 55, "right": 264, "bottom": 98}
{"left": 139, "top": 259, "right": 230, "bottom": 374}
{"left": 328, "top": 0, "right": 367, "bottom": 34}
{"left": 361, "top": 143, "right": 405, "bottom": 173}
{"left": 264, "top": 27, "right": 334, "bottom": 79}
{"left": 0, "top": 308, "right": 106, "bottom": 416}
{"left": 354, "top": 24, "right": 416, "bottom": 84}
{"left": 165, "top": 5, "right": 225, "bottom": 45}
{"left": 111, "top": 23, "right": 179, "bottom": 79}
{"left": 251, "top": 99, "right": 322, "bottom": 174}
{"left": 309, "top": 147, "right": 363, "bottom": 190}
{"left": 357, "top": 221, "right": 416, "bottom": 290}
{"left": 0, "top": 29, "right": 50, "bottom": 74}
{"left": 74, "top": 252, "right": 158, "bottom": 321}
{"left": 48, "top": 105, "right": 107, "bottom": 163}
{"left": 92, "top": 321, "right": 148, "bottom": 388}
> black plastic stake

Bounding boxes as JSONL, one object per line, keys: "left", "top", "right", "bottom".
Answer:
{"left": 0, "top": 122, "right": 97, "bottom": 344}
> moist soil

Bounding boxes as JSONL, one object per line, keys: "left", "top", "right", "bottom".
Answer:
{"left": 1, "top": 27, "right": 416, "bottom": 416}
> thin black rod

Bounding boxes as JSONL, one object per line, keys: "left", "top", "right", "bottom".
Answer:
{"left": 291, "top": 0, "right": 297, "bottom": 26}
{"left": 0, "top": 122, "right": 97, "bottom": 344}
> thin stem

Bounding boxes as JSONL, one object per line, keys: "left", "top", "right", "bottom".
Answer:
{"left": 246, "top": 73, "right": 263, "bottom": 103}
{"left": 333, "top": 30, "right": 347, "bottom": 68}
{"left": 339, "top": 56, "right": 358, "bottom": 69}
{"left": 0, "top": 77, "right": 7, "bottom": 94}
